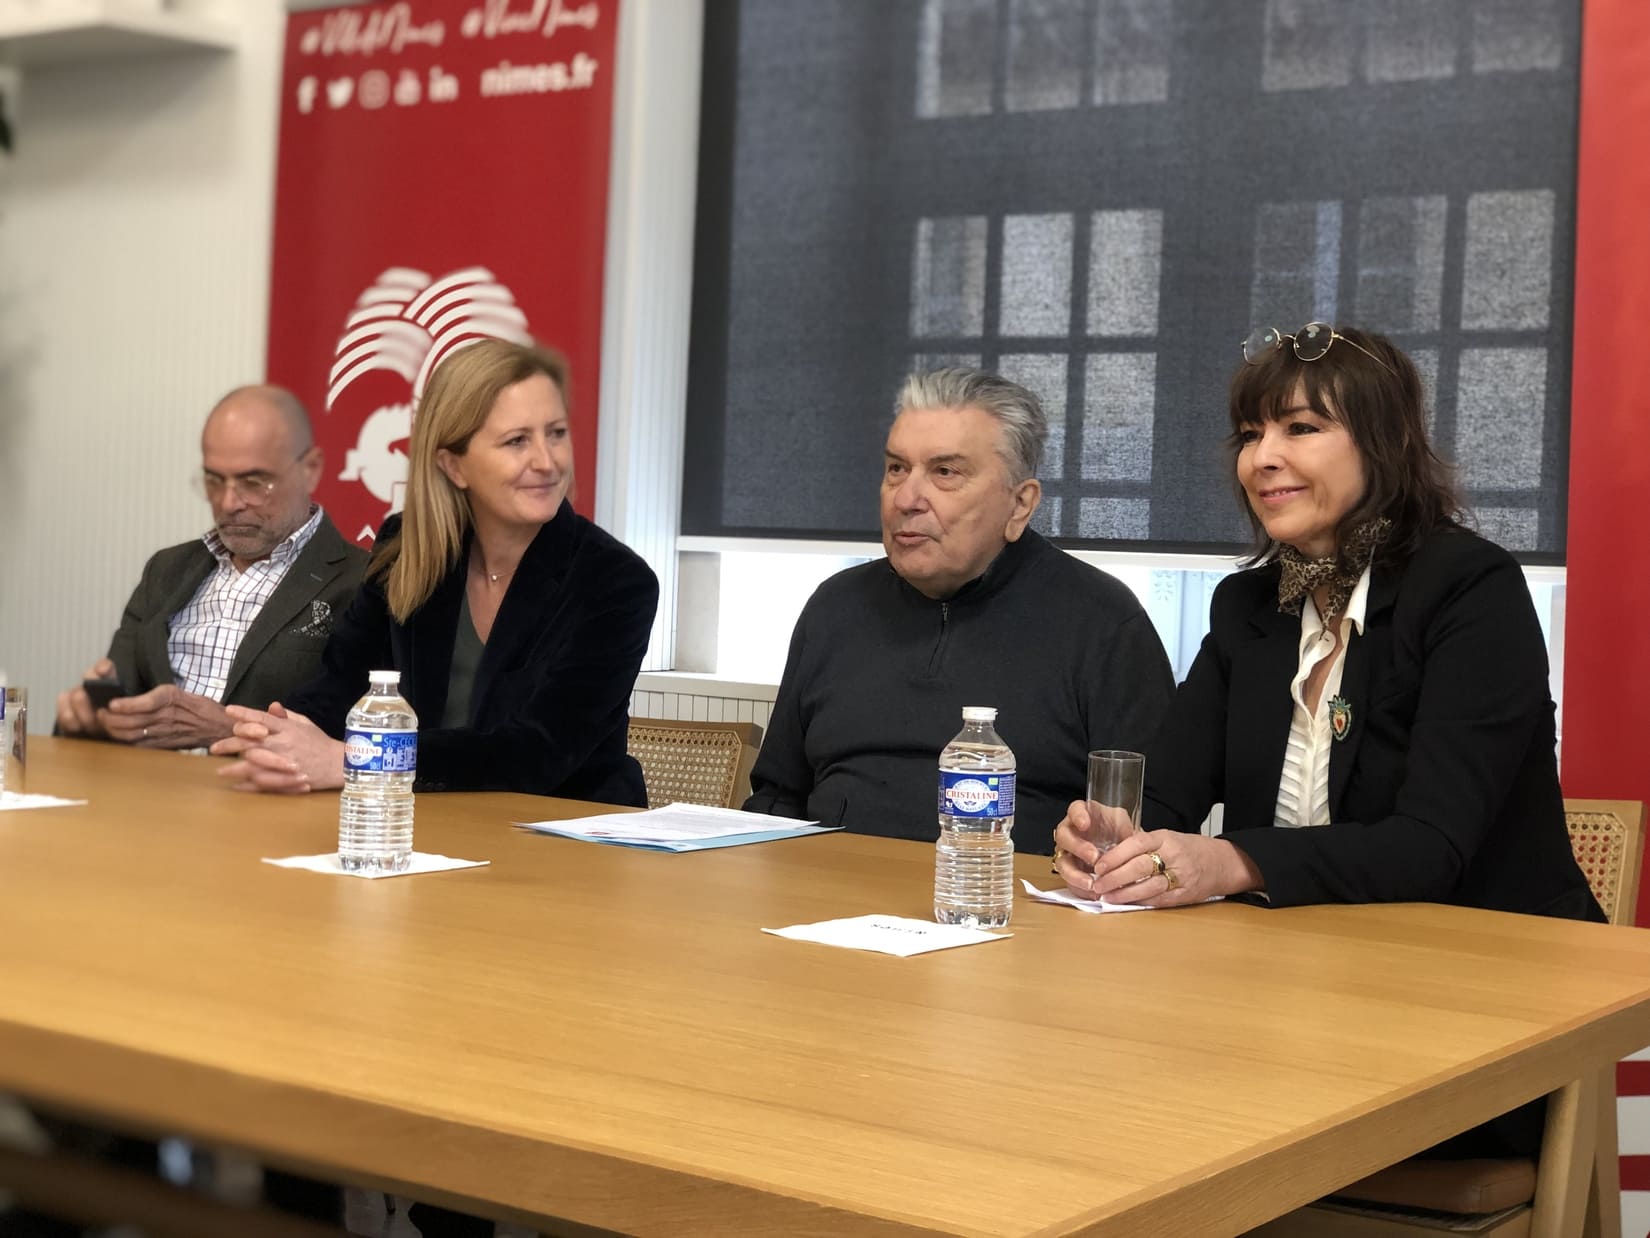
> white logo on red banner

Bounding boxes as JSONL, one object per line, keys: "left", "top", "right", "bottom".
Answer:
{"left": 272, "top": 0, "right": 615, "bottom": 543}
{"left": 327, "top": 266, "right": 532, "bottom": 533}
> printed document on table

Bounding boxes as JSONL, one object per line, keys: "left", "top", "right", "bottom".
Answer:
{"left": 517, "top": 802, "right": 839, "bottom": 852}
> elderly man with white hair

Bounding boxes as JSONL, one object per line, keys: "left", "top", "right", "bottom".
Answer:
{"left": 746, "top": 366, "right": 1174, "bottom": 850}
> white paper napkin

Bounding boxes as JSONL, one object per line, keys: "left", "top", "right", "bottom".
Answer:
{"left": 1020, "top": 878, "right": 1219, "bottom": 912}
{"left": 1019, "top": 878, "right": 1148, "bottom": 913}
{"left": 762, "top": 914, "right": 1010, "bottom": 957}
{"left": 261, "top": 852, "right": 489, "bottom": 879}
{"left": 0, "top": 792, "right": 87, "bottom": 812}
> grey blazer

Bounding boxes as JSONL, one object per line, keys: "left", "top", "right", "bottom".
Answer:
{"left": 107, "top": 513, "right": 368, "bottom": 709}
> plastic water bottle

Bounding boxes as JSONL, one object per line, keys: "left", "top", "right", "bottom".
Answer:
{"left": 338, "top": 670, "right": 417, "bottom": 873}
{"left": 935, "top": 705, "right": 1016, "bottom": 927}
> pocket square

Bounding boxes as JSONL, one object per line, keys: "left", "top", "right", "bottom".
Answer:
{"left": 295, "top": 599, "right": 333, "bottom": 638}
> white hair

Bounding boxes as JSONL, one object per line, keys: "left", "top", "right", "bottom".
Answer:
{"left": 895, "top": 367, "right": 1047, "bottom": 484}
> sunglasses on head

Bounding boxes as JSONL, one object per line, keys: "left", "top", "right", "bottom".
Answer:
{"left": 1241, "top": 322, "right": 1398, "bottom": 378}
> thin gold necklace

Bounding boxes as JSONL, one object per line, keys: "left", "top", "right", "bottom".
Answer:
{"left": 472, "top": 556, "right": 515, "bottom": 585}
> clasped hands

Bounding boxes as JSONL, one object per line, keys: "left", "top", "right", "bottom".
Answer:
{"left": 209, "top": 703, "right": 345, "bottom": 794}
{"left": 1051, "top": 799, "right": 1263, "bottom": 907}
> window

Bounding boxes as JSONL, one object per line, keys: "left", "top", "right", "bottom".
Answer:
{"left": 686, "top": 0, "right": 1578, "bottom": 559}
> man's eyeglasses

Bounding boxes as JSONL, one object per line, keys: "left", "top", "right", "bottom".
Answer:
{"left": 194, "top": 451, "right": 309, "bottom": 505}
{"left": 1241, "top": 322, "right": 1398, "bottom": 378}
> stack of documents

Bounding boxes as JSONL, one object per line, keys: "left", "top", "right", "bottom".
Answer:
{"left": 517, "top": 802, "right": 838, "bottom": 852}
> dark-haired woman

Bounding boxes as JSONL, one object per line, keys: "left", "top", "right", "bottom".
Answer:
{"left": 1053, "top": 323, "right": 1599, "bottom": 1156}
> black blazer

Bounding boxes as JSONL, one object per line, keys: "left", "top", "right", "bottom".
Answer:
{"left": 108, "top": 513, "right": 366, "bottom": 708}
{"left": 287, "top": 503, "right": 658, "bottom": 806}
{"left": 1145, "top": 527, "right": 1600, "bottom": 919}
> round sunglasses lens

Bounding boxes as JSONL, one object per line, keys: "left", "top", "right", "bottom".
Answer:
{"left": 1293, "top": 322, "right": 1334, "bottom": 361}
{"left": 1242, "top": 327, "right": 1282, "bottom": 364}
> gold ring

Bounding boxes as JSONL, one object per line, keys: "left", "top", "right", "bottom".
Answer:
{"left": 1147, "top": 852, "right": 1167, "bottom": 879}
{"left": 1163, "top": 866, "right": 1180, "bottom": 891}
{"left": 1051, "top": 845, "right": 1067, "bottom": 875}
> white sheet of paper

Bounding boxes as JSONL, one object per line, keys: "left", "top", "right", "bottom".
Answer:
{"left": 762, "top": 914, "right": 1010, "bottom": 957}
{"left": 522, "top": 801, "right": 820, "bottom": 843}
{"left": 261, "top": 852, "right": 489, "bottom": 879}
{"left": 0, "top": 792, "right": 87, "bottom": 812}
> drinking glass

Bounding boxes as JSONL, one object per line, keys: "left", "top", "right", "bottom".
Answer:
{"left": 1, "top": 686, "right": 26, "bottom": 796}
{"left": 1086, "top": 749, "right": 1143, "bottom": 853}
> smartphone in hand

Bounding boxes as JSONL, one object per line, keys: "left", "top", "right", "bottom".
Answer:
{"left": 82, "top": 677, "right": 125, "bottom": 712}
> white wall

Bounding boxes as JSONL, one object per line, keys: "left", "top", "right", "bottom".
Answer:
{"left": 0, "top": 0, "right": 287, "bottom": 719}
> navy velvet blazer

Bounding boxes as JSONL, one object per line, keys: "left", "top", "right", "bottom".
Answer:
{"left": 1144, "top": 527, "right": 1600, "bottom": 919}
{"left": 287, "top": 503, "right": 658, "bottom": 806}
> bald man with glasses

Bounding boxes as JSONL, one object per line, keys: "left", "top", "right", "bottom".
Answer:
{"left": 55, "top": 385, "right": 367, "bottom": 750}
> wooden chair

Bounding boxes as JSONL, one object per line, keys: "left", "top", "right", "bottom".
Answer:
{"left": 1566, "top": 799, "right": 1646, "bottom": 928}
{"left": 626, "top": 717, "right": 764, "bottom": 809}
{"left": 1250, "top": 799, "right": 1645, "bottom": 1238}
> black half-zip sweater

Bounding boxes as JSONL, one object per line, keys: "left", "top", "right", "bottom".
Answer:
{"left": 745, "top": 529, "right": 1175, "bottom": 852}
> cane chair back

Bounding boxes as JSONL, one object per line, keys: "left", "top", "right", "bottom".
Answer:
{"left": 626, "top": 718, "right": 764, "bottom": 810}
{"left": 1565, "top": 799, "right": 1646, "bottom": 927}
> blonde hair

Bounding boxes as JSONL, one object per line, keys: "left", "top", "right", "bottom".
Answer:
{"left": 369, "top": 339, "right": 571, "bottom": 621}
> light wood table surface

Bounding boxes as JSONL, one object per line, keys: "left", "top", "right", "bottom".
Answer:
{"left": 2, "top": 737, "right": 1649, "bottom": 1237}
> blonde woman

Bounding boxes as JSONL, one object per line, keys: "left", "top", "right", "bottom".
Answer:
{"left": 213, "top": 339, "right": 658, "bottom": 803}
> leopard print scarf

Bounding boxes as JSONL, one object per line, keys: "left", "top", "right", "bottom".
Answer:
{"left": 1276, "top": 518, "right": 1391, "bottom": 625}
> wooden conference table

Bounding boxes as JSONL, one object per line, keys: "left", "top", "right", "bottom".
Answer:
{"left": 2, "top": 738, "right": 1649, "bottom": 1237}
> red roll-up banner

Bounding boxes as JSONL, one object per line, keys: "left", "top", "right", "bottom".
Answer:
{"left": 1569, "top": 5, "right": 1650, "bottom": 1228}
{"left": 1565, "top": 0, "right": 1650, "bottom": 927}
{"left": 267, "top": 1, "right": 619, "bottom": 545}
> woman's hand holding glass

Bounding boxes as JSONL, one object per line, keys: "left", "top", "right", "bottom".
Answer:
{"left": 1055, "top": 809, "right": 1259, "bottom": 906}
{"left": 1053, "top": 798, "right": 1149, "bottom": 897}
{"left": 209, "top": 702, "right": 346, "bottom": 794}
{"left": 1052, "top": 748, "right": 1147, "bottom": 889}
{"left": 1053, "top": 747, "right": 1264, "bottom": 905}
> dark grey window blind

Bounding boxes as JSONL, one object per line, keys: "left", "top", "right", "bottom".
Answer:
{"left": 685, "top": 0, "right": 1577, "bottom": 560}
